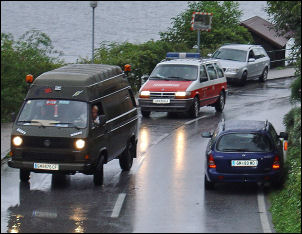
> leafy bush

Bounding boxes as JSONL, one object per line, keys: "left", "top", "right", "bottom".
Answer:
{"left": 270, "top": 107, "right": 301, "bottom": 233}
{"left": 79, "top": 40, "right": 189, "bottom": 93}
{"left": 1, "top": 30, "right": 63, "bottom": 122}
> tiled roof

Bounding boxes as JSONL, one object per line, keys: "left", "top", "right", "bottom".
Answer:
{"left": 240, "top": 16, "right": 289, "bottom": 48}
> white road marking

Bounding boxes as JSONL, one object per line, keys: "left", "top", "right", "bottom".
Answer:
{"left": 111, "top": 193, "right": 127, "bottom": 218}
{"left": 257, "top": 189, "right": 273, "bottom": 233}
{"left": 185, "top": 115, "right": 208, "bottom": 125}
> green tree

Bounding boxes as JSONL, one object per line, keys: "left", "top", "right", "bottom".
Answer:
{"left": 1, "top": 30, "right": 63, "bottom": 122}
{"left": 266, "top": 1, "right": 301, "bottom": 103}
{"left": 81, "top": 40, "right": 188, "bottom": 92}
{"left": 159, "top": 1, "right": 253, "bottom": 56}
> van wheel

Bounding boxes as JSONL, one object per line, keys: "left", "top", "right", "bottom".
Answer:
{"left": 141, "top": 110, "right": 150, "bottom": 118}
{"left": 240, "top": 71, "right": 247, "bottom": 86}
{"left": 259, "top": 67, "right": 268, "bottom": 82}
{"left": 119, "top": 140, "right": 134, "bottom": 171}
{"left": 204, "top": 175, "right": 215, "bottom": 190}
{"left": 20, "top": 169, "right": 30, "bottom": 182}
{"left": 189, "top": 97, "right": 200, "bottom": 118}
{"left": 215, "top": 91, "right": 225, "bottom": 112}
{"left": 93, "top": 156, "right": 104, "bottom": 186}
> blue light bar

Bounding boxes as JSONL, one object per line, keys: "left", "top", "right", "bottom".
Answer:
{"left": 166, "top": 52, "right": 201, "bottom": 59}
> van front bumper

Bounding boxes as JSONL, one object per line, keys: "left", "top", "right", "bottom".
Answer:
{"left": 8, "top": 160, "right": 93, "bottom": 174}
{"left": 138, "top": 98, "right": 194, "bottom": 112}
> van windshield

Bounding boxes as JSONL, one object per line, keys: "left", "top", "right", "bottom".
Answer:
{"left": 212, "top": 49, "right": 247, "bottom": 62}
{"left": 149, "top": 64, "right": 198, "bottom": 81}
{"left": 17, "top": 99, "right": 88, "bottom": 129}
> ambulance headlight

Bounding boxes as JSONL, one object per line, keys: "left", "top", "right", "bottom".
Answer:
{"left": 139, "top": 91, "right": 150, "bottom": 98}
{"left": 75, "top": 139, "right": 85, "bottom": 150}
{"left": 175, "top": 91, "right": 191, "bottom": 99}
{"left": 12, "top": 136, "right": 23, "bottom": 147}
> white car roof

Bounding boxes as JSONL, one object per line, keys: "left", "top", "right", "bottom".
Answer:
{"left": 220, "top": 44, "right": 262, "bottom": 51}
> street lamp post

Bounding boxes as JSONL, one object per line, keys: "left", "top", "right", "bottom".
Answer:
{"left": 90, "top": 1, "right": 98, "bottom": 63}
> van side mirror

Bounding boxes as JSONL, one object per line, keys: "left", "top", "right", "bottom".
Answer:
{"left": 98, "top": 115, "right": 107, "bottom": 126}
{"left": 279, "top": 132, "right": 288, "bottom": 140}
{"left": 141, "top": 75, "right": 149, "bottom": 84}
{"left": 248, "top": 58, "right": 256, "bottom": 63}
{"left": 201, "top": 132, "right": 213, "bottom": 138}
{"left": 11, "top": 112, "right": 16, "bottom": 122}
{"left": 207, "top": 53, "right": 213, "bottom": 57}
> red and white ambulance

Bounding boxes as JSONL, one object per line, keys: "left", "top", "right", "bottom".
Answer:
{"left": 138, "top": 52, "right": 228, "bottom": 118}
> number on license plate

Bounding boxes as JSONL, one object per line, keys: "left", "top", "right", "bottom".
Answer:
{"left": 153, "top": 99, "right": 170, "bottom": 104}
{"left": 34, "top": 163, "right": 59, "bottom": 170}
{"left": 231, "top": 159, "right": 258, "bottom": 167}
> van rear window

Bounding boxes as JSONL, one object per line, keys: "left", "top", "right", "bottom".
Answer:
{"left": 17, "top": 99, "right": 88, "bottom": 128}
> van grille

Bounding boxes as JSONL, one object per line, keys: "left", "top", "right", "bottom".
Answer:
{"left": 23, "top": 136, "right": 74, "bottom": 149}
{"left": 150, "top": 92, "right": 175, "bottom": 99}
{"left": 22, "top": 152, "right": 75, "bottom": 163}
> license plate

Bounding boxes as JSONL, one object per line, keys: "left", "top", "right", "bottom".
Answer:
{"left": 153, "top": 99, "right": 170, "bottom": 104}
{"left": 34, "top": 163, "right": 59, "bottom": 170}
{"left": 231, "top": 159, "right": 258, "bottom": 167}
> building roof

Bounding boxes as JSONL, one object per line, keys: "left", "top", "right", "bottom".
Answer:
{"left": 240, "top": 16, "right": 289, "bottom": 48}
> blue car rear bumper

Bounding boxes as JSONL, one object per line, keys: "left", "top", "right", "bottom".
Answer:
{"left": 206, "top": 168, "right": 282, "bottom": 183}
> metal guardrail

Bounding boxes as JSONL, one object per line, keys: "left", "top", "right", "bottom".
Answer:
{"left": 266, "top": 48, "right": 297, "bottom": 65}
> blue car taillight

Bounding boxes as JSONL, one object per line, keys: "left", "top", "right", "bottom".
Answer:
{"left": 272, "top": 155, "right": 280, "bottom": 170}
{"left": 208, "top": 154, "right": 216, "bottom": 168}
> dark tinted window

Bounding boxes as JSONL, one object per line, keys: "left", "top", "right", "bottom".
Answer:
{"left": 102, "top": 89, "right": 134, "bottom": 120}
{"left": 216, "top": 133, "right": 273, "bottom": 152}
{"left": 200, "top": 65, "right": 208, "bottom": 81}
{"left": 206, "top": 64, "right": 218, "bottom": 80}
{"left": 214, "top": 63, "right": 224, "bottom": 78}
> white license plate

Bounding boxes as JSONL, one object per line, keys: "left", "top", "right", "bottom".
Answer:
{"left": 153, "top": 99, "right": 170, "bottom": 104}
{"left": 34, "top": 163, "right": 59, "bottom": 170}
{"left": 231, "top": 159, "right": 258, "bottom": 167}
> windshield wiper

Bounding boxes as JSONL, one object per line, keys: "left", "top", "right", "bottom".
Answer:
{"left": 50, "top": 122, "right": 81, "bottom": 129}
{"left": 18, "top": 120, "right": 45, "bottom": 127}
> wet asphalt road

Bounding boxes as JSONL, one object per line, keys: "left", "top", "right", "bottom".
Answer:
{"left": 1, "top": 78, "right": 294, "bottom": 233}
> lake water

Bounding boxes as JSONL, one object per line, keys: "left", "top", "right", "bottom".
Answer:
{"left": 1, "top": 1, "right": 269, "bottom": 63}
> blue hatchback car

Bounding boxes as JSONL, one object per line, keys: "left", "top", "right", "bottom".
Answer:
{"left": 202, "top": 119, "right": 288, "bottom": 189}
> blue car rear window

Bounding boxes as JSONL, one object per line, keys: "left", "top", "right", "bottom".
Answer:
{"left": 216, "top": 133, "right": 273, "bottom": 152}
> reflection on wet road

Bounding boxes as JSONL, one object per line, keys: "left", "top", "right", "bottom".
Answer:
{"left": 1, "top": 78, "right": 294, "bottom": 233}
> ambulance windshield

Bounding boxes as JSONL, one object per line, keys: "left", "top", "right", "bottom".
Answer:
{"left": 149, "top": 64, "right": 198, "bottom": 81}
{"left": 17, "top": 99, "right": 88, "bottom": 129}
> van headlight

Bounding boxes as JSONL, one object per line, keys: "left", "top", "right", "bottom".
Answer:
{"left": 139, "top": 91, "right": 150, "bottom": 98}
{"left": 75, "top": 139, "right": 85, "bottom": 150}
{"left": 175, "top": 91, "right": 191, "bottom": 99}
{"left": 12, "top": 136, "right": 23, "bottom": 146}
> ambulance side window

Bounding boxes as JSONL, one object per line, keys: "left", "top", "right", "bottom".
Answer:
{"left": 200, "top": 65, "right": 208, "bottom": 82}
{"left": 206, "top": 64, "right": 218, "bottom": 80}
{"left": 214, "top": 63, "right": 224, "bottom": 78}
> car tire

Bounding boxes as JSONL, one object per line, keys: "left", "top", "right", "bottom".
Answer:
{"left": 215, "top": 91, "right": 225, "bottom": 112}
{"left": 240, "top": 71, "right": 247, "bottom": 86}
{"left": 189, "top": 97, "right": 200, "bottom": 118}
{"left": 259, "top": 67, "right": 268, "bottom": 82}
{"left": 204, "top": 175, "right": 215, "bottom": 190}
{"left": 141, "top": 110, "right": 150, "bottom": 118}
{"left": 93, "top": 156, "right": 104, "bottom": 186}
{"left": 20, "top": 169, "right": 30, "bottom": 182}
{"left": 119, "top": 140, "right": 134, "bottom": 171}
